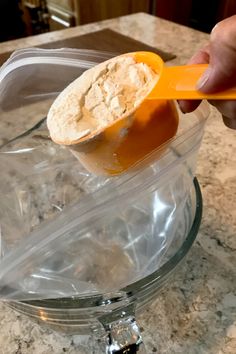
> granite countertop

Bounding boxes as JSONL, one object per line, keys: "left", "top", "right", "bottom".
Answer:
{"left": 0, "top": 12, "right": 236, "bottom": 354}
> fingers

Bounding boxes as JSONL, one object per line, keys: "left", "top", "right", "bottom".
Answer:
{"left": 188, "top": 44, "right": 210, "bottom": 65}
{"left": 198, "top": 15, "right": 236, "bottom": 93}
{"left": 178, "top": 45, "right": 210, "bottom": 113}
{"left": 222, "top": 115, "right": 236, "bottom": 129}
{"left": 178, "top": 99, "right": 201, "bottom": 114}
{"left": 209, "top": 99, "right": 236, "bottom": 130}
{"left": 178, "top": 15, "right": 236, "bottom": 130}
{"left": 199, "top": 16, "right": 236, "bottom": 129}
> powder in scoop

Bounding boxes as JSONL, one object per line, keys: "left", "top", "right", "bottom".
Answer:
{"left": 47, "top": 55, "right": 158, "bottom": 144}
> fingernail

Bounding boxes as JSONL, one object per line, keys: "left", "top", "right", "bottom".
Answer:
{"left": 196, "top": 68, "right": 211, "bottom": 90}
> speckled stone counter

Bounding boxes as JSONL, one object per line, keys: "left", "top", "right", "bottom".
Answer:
{"left": 0, "top": 12, "right": 235, "bottom": 354}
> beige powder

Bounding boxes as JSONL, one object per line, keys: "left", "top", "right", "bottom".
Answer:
{"left": 47, "top": 55, "right": 158, "bottom": 145}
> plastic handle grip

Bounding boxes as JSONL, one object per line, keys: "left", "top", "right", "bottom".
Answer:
{"left": 148, "top": 64, "right": 236, "bottom": 100}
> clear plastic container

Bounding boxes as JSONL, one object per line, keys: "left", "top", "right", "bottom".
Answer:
{"left": 0, "top": 48, "right": 209, "bottom": 353}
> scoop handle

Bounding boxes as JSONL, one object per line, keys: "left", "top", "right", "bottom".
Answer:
{"left": 148, "top": 64, "right": 236, "bottom": 100}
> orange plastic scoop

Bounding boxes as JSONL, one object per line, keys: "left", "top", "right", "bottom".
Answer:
{"left": 74, "top": 51, "right": 236, "bottom": 147}
{"left": 135, "top": 51, "right": 236, "bottom": 100}
{"left": 56, "top": 50, "right": 235, "bottom": 175}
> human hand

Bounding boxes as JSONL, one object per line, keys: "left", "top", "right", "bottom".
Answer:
{"left": 178, "top": 15, "right": 236, "bottom": 129}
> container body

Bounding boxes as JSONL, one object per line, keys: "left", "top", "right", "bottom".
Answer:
{"left": 71, "top": 99, "right": 179, "bottom": 175}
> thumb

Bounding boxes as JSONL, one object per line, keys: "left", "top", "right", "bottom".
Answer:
{"left": 197, "top": 15, "right": 236, "bottom": 93}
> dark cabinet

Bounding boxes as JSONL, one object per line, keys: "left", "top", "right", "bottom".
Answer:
{"left": 75, "top": 0, "right": 150, "bottom": 25}
{"left": 21, "top": 1, "right": 50, "bottom": 35}
{"left": 46, "top": 0, "right": 151, "bottom": 30}
{"left": 155, "top": 0, "right": 192, "bottom": 26}
{"left": 217, "top": 0, "right": 236, "bottom": 20}
{"left": 0, "top": 1, "right": 26, "bottom": 41}
{"left": 21, "top": 0, "right": 152, "bottom": 33}
{"left": 155, "top": 0, "right": 236, "bottom": 33}
{"left": 20, "top": 0, "right": 236, "bottom": 36}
